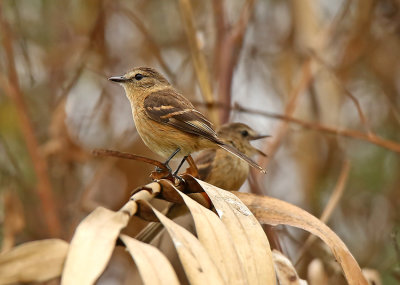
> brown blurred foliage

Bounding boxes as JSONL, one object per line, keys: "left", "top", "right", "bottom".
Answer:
{"left": 0, "top": 0, "right": 400, "bottom": 283}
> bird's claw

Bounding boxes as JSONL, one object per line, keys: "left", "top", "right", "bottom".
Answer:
{"left": 173, "top": 174, "right": 185, "bottom": 186}
{"left": 155, "top": 163, "right": 172, "bottom": 173}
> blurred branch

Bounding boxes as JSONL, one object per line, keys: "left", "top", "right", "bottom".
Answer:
{"left": 0, "top": 6, "right": 61, "bottom": 237}
{"left": 392, "top": 228, "right": 400, "bottom": 266}
{"left": 179, "top": 0, "right": 218, "bottom": 125}
{"left": 296, "top": 159, "right": 351, "bottom": 264}
{"left": 0, "top": 134, "right": 28, "bottom": 189}
{"left": 342, "top": 87, "right": 374, "bottom": 136}
{"left": 214, "top": 0, "right": 256, "bottom": 123}
{"left": 319, "top": 160, "right": 350, "bottom": 223}
{"left": 338, "top": 0, "right": 375, "bottom": 68}
{"left": 258, "top": 59, "right": 314, "bottom": 169}
{"left": 56, "top": 5, "right": 105, "bottom": 106}
{"left": 10, "top": 1, "right": 34, "bottom": 85}
{"left": 236, "top": 104, "right": 400, "bottom": 153}
{"left": 251, "top": 107, "right": 400, "bottom": 153}
{"left": 116, "top": 4, "right": 175, "bottom": 82}
{"left": 312, "top": 52, "right": 374, "bottom": 136}
{"left": 1, "top": 190, "right": 25, "bottom": 252}
{"left": 211, "top": 0, "right": 225, "bottom": 77}
{"left": 193, "top": 100, "right": 400, "bottom": 153}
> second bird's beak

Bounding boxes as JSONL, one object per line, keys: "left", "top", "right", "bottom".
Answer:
{"left": 108, "top": 76, "right": 128, "bottom": 83}
{"left": 249, "top": 134, "right": 270, "bottom": 141}
{"left": 249, "top": 134, "right": 270, "bottom": 157}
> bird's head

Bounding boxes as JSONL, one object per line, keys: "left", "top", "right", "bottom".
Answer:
{"left": 109, "top": 67, "right": 170, "bottom": 94}
{"left": 218, "top": 123, "right": 269, "bottom": 157}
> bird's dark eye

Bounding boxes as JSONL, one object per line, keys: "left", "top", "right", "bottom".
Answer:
{"left": 241, "top": 130, "right": 249, "bottom": 137}
{"left": 134, "top": 73, "right": 144, "bottom": 80}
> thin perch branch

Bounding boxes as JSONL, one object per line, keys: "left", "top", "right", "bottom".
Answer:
{"left": 92, "top": 149, "right": 169, "bottom": 171}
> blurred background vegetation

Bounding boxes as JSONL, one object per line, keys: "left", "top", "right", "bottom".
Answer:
{"left": 0, "top": 0, "right": 400, "bottom": 284}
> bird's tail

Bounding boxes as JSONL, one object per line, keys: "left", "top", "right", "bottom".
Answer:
{"left": 219, "top": 143, "right": 267, "bottom": 174}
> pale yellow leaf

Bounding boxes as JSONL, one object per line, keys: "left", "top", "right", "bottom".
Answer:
{"left": 61, "top": 207, "right": 130, "bottom": 285}
{"left": 196, "top": 179, "right": 276, "bottom": 285}
{"left": 0, "top": 239, "right": 68, "bottom": 285}
{"left": 176, "top": 189, "right": 248, "bottom": 285}
{"left": 119, "top": 234, "right": 179, "bottom": 285}
{"left": 150, "top": 204, "right": 225, "bottom": 285}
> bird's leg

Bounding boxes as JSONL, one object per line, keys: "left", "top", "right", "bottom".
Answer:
{"left": 156, "top": 148, "right": 181, "bottom": 173}
{"left": 173, "top": 155, "right": 188, "bottom": 176}
{"left": 172, "top": 155, "right": 188, "bottom": 185}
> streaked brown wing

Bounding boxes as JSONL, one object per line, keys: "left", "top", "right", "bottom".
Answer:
{"left": 144, "top": 89, "right": 220, "bottom": 144}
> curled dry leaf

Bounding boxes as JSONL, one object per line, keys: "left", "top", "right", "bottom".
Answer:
{"left": 61, "top": 207, "right": 132, "bottom": 285}
{"left": 174, "top": 187, "right": 248, "bottom": 285}
{"left": 234, "top": 192, "right": 368, "bottom": 285}
{"left": 148, "top": 202, "right": 226, "bottom": 285}
{"left": 0, "top": 239, "right": 68, "bottom": 285}
{"left": 196, "top": 179, "right": 276, "bottom": 285}
{"left": 272, "top": 250, "right": 307, "bottom": 285}
{"left": 119, "top": 234, "right": 179, "bottom": 285}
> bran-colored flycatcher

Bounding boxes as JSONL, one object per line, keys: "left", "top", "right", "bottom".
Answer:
{"left": 109, "top": 67, "right": 266, "bottom": 174}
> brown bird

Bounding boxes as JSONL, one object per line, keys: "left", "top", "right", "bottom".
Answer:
{"left": 135, "top": 122, "right": 269, "bottom": 243}
{"left": 194, "top": 122, "right": 268, "bottom": 191}
{"left": 109, "top": 67, "right": 266, "bottom": 175}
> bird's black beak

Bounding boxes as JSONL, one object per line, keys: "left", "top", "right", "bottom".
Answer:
{"left": 249, "top": 134, "right": 270, "bottom": 141}
{"left": 108, "top": 76, "right": 128, "bottom": 83}
{"left": 248, "top": 134, "right": 270, "bottom": 157}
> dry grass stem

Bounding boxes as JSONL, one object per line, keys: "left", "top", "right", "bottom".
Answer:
{"left": 296, "top": 159, "right": 351, "bottom": 264}
{"left": 178, "top": 0, "right": 218, "bottom": 124}
{"left": 0, "top": 5, "right": 61, "bottom": 237}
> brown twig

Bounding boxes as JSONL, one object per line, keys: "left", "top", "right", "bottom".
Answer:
{"left": 211, "top": 0, "right": 226, "bottom": 78}
{"left": 342, "top": 86, "right": 374, "bottom": 136}
{"left": 0, "top": 7, "right": 61, "bottom": 237}
{"left": 215, "top": 0, "right": 257, "bottom": 123}
{"left": 92, "top": 149, "right": 168, "bottom": 171}
{"left": 238, "top": 107, "right": 400, "bottom": 153}
{"left": 192, "top": 100, "right": 400, "bottom": 154}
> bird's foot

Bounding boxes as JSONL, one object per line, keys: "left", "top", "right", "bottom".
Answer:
{"left": 172, "top": 173, "right": 185, "bottom": 186}
{"left": 155, "top": 162, "right": 172, "bottom": 173}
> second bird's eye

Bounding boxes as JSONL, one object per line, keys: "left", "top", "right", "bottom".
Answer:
{"left": 134, "top": 73, "right": 144, "bottom": 80}
{"left": 241, "top": 130, "right": 249, "bottom": 137}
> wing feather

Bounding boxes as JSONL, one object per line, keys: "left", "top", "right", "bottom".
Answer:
{"left": 144, "top": 89, "right": 220, "bottom": 143}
